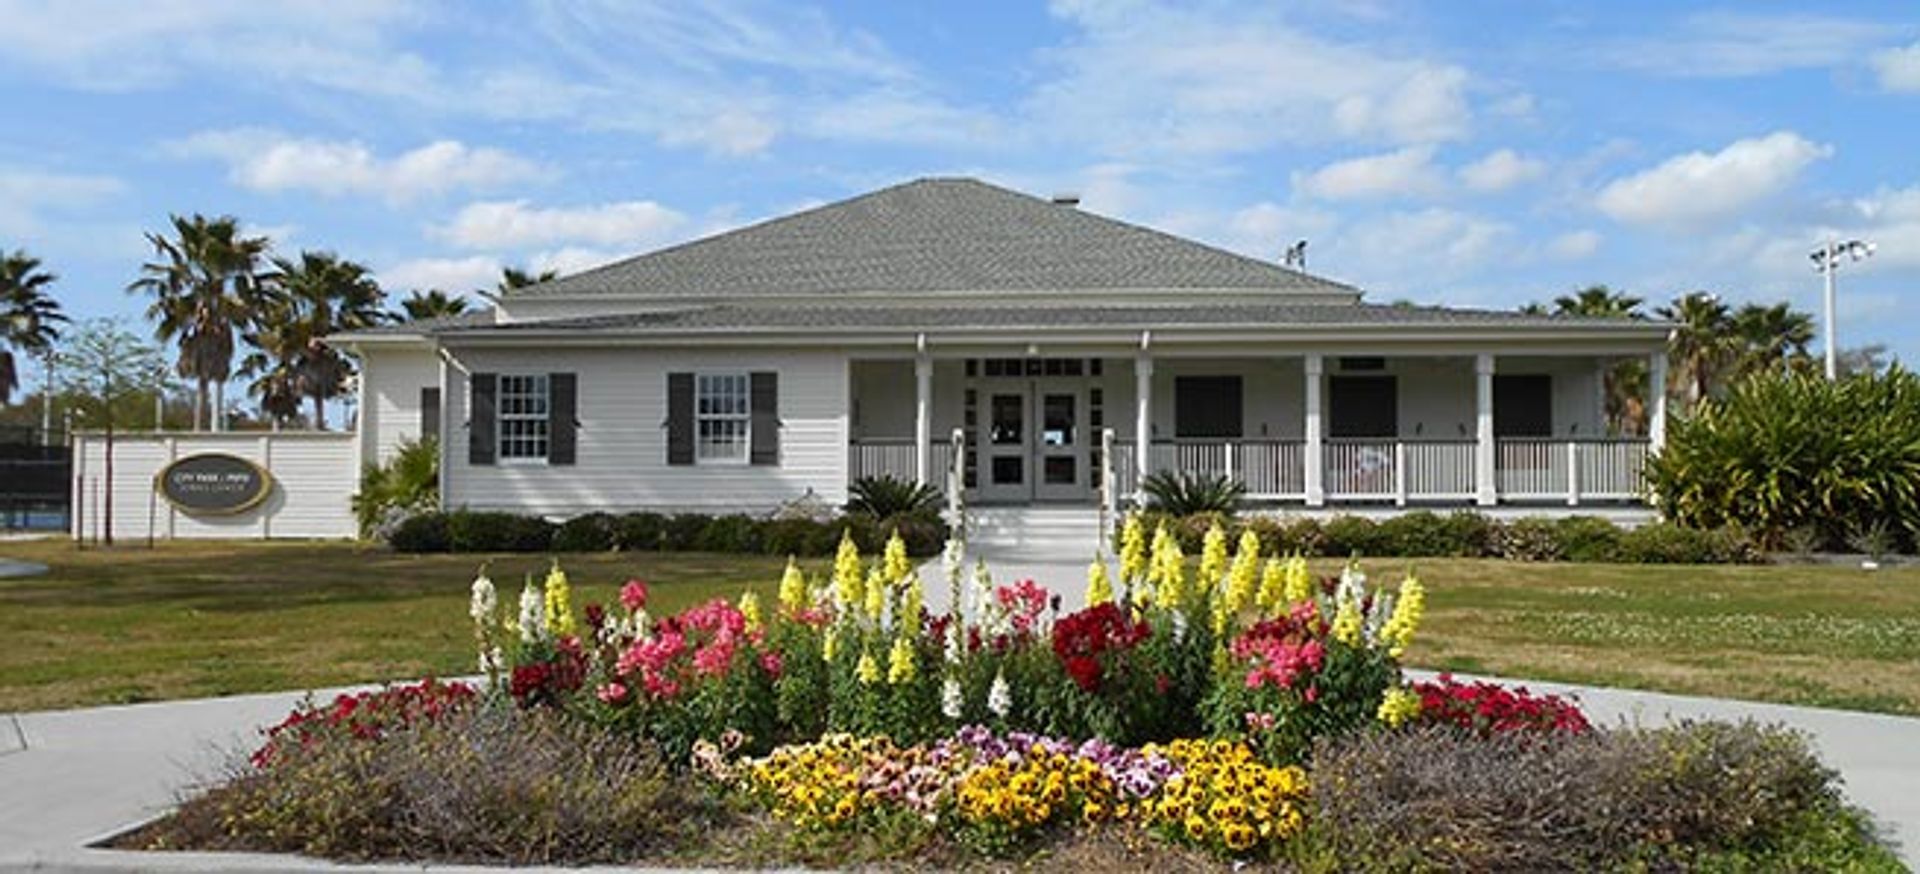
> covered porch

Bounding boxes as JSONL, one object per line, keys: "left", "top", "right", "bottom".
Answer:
{"left": 848, "top": 346, "right": 1666, "bottom": 509}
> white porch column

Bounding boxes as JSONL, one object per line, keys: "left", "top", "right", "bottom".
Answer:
{"left": 1304, "top": 354, "right": 1325, "bottom": 507}
{"left": 913, "top": 355, "right": 933, "bottom": 486}
{"left": 1134, "top": 354, "right": 1153, "bottom": 497}
{"left": 1475, "top": 353, "right": 1497, "bottom": 506}
{"left": 1647, "top": 350, "right": 1668, "bottom": 451}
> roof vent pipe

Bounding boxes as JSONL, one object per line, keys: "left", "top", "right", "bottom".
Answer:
{"left": 1051, "top": 193, "right": 1081, "bottom": 207}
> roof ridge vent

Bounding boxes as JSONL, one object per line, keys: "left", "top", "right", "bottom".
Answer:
{"left": 1050, "top": 192, "right": 1081, "bottom": 207}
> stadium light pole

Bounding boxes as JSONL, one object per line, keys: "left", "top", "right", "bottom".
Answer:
{"left": 1811, "top": 237, "right": 1875, "bottom": 380}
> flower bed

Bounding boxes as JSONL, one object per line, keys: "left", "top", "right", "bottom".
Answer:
{"left": 130, "top": 517, "right": 1900, "bottom": 870}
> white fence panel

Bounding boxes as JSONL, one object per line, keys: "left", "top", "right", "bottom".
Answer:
{"left": 1325, "top": 440, "right": 1397, "bottom": 500}
{"left": 1404, "top": 441, "right": 1476, "bottom": 500}
{"left": 71, "top": 431, "right": 357, "bottom": 540}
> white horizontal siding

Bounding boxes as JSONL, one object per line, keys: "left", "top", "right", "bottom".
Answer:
{"left": 361, "top": 347, "right": 439, "bottom": 466}
{"left": 444, "top": 347, "right": 849, "bottom": 515}
{"left": 71, "top": 433, "right": 356, "bottom": 540}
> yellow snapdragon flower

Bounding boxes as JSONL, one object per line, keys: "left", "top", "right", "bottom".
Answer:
{"left": 1086, "top": 556, "right": 1114, "bottom": 607}
{"left": 1331, "top": 594, "right": 1362, "bottom": 646}
{"left": 1282, "top": 554, "right": 1313, "bottom": 605}
{"left": 739, "top": 590, "right": 763, "bottom": 633}
{"left": 822, "top": 626, "right": 839, "bottom": 663}
{"left": 542, "top": 560, "right": 576, "bottom": 638}
{"left": 1225, "top": 528, "right": 1261, "bottom": 617}
{"left": 886, "top": 633, "right": 916, "bottom": 684}
{"left": 864, "top": 566, "right": 887, "bottom": 622}
{"left": 1380, "top": 572, "right": 1425, "bottom": 658}
{"left": 833, "top": 530, "right": 864, "bottom": 612}
{"left": 901, "top": 572, "right": 924, "bottom": 626}
{"left": 1377, "top": 685, "right": 1423, "bottom": 727}
{"left": 778, "top": 557, "right": 808, "bottom": 616}
{"left": 882, "top": 529, "right": 913, "bottom": 586}
{"left": 855, "top": 647, "right": 881, "bottom": 685}
{"left": 1198, "top": 522, "right": 1229, "bottom": 595}
{"left": 1118, "top": 515, "right": 1147, "bottom": 585}
{"left": 1257, "top": 556, "right": 1286, "bottom": 612}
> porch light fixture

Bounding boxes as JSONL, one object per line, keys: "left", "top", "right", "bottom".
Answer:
{"left": 1810, "top": 237, "right": 1875, "bottom": 380}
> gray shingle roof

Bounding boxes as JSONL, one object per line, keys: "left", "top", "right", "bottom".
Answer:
{"left": 436, "top": 303, "right": 1666, "bottom": 336}
{"left": 342, "top": 308, "right": 498, "bottom": 338}
{"left": 504, "top": 178, "right": 1357, "bottom": 300}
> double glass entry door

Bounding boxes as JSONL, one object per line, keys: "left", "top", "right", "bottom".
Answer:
{"left": 979, "top": 382, "right": 1088, "bottom": 503}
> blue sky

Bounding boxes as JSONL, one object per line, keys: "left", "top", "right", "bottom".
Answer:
{"left": 5, "top": 0, "right": 1920, "bottom": 378}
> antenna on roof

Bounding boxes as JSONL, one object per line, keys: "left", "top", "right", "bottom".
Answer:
{"left": 1282, "top": 239, "right": 1308, "bottom": 269}
{"left": 1051, "top": 193, "right": 1081, "bottom": 207}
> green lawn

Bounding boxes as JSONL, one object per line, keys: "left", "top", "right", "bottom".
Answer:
{"left": 1, "top": 539, "right": 1917, "bottom": 715}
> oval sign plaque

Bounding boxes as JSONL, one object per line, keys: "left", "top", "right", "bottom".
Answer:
{"left": 156, "top": 454, "right": 273, "bottom": 515}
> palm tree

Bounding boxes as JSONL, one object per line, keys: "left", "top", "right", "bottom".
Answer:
{"left": 249, "top": 251, "right": 386, "bottom": 429}
{"left": 1729, "top": 302, "right": 1815, "bottom": 377}
{"left": 1550, "top": 285, "right": 1647, "bottom": 434}
{"left": 0, "top": 250, "right": 66, "bottom": 406}
{"left": 397, "top": 289, "right": 469, "bottom": 322}
{"left": 128, "top": 214, "right": 272, "bottom": 431}
{"left": 1656, "top": 291, "right": 1734, "bottom": 408}
{"left": 497, "top": 267, "right": 559, "bottom": 294}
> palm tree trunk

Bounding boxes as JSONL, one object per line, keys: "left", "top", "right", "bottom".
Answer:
{"left": 194, "top": 379, "right": 207, "bottom": 431}
{"left": 312, "top": 393, "right": 326, "bottom": 431}
{"left": 214, "top": 380, "right": 225, "bottom": 431}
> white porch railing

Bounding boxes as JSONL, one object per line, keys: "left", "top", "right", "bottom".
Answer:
{"left": 849, "top": 436, "right": 1649, "bottom": 506}
{"left": 1497, "top": 438, "right": 1648, "bottom": 503}
{"left": 849, "top": 438, "right": 952, "bottom": 485}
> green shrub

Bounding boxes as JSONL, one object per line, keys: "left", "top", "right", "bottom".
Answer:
{"left": 351, "top": 436, "right": 439, "bottom": 538}
{"left": 552, "top": 512, "right": 618, "bottom": 552}
{"left": 1375, "top": 511, "right": 1466, "bottom": 557}
{"left": 1495, "top": 517, "right": 1565, "bottom": 561}
{"left": 446, "top": 510, "right": 554, "bottom": 552}
{"left": 846, "top": 475, "right": 942, "bottom": 518}
{"left": 1308, "top": 721, "right": 1875, "bottom": 872}
{"left": 1140, "top": 471, "right": 1246, "bottom": 516}
{"left": 1277, "top": 516, "right": 1328, "bottom": 557}
{"left": 1616, "top": 522, "right": 1756, "bottom": 565}
{"left": 1645, "top": 367, "right": 1920, "bottom": 553}
{"left": 615, "top": 512, "right": 667, "bottom": 551}
{"left": 1555, "top": 516, "right": 1624, "bottom": 562}
{"left": 696, "top": 514, "right": 764, "bottom": 553}
{"left": 387, "top": 512, "right": 450, "bottom": 553}
{"left": 661, "top": 513, "right": 712, "bottom": 551}
{"left": 146, "top": 706, "right": 723, "bottom": 864}
{"left": 1438, "top": 512, "right": 1497, "bottom": 558}
{"left": 760, "top": 517, "right": 838, "bottom": 557}
{"left": 1321, "top": 515, "right": 1385, "bottom": 558}
{"left": 883, "top": 511, "right": 949, "bottom": 557}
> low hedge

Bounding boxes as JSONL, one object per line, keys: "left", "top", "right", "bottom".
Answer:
{"left": 1126, "top": 510, "right": 1761, "bottom": 565}
{"left": 389, "top": 508, "right": 947, "bottom": 558}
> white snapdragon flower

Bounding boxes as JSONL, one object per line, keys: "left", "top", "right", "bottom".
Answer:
{"left": 469, "top": 571, "right": 497, "bottom": 624}
{"left": 941, "top": 676, "right": 964, "bottom": 720}
{"left": 517, "top": 580, "right": 545, "bottom": 644}
{"left": 478, "top": 645, "right": 504, "bottom": 676}
{"left": 987, "top": 670, "right": 1012, "bottom": 718}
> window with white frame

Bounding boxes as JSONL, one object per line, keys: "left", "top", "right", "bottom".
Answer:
{"left": 498, "top": 374, "right": 551, "bottom": 461}
{"left": 696, "top": 372, "right": 750, "bottom": 462}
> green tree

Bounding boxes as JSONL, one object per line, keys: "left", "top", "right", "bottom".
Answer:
{"left": 1728, "top": 302, "right": 1815, "bottom": 378}
{"left": 246, "top": 251, "right": 385, "bottom": 428}
{"left": 396, "top": 288, "right": 469, "bottom": 321}
{"left": 1, "top": 250, "right": 66, "bottom": 406}
{"left": 60, "top": 318, "right": 166, "bottom": 545}
{"left": 128, "top": 214, "right": 273, "bottom": 431}
{"left": 497, "top": 266, "right": 559, "bottom": 294}
{"left": 1655, "top": 292, "right": 1735, "bottom": 409}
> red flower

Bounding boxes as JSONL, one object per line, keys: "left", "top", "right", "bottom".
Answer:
{"left": 620, "top": 579, "right": 649, "bottom": 612}
{"left": 1064, "top": 655, "right": 1101, "bottom": 692}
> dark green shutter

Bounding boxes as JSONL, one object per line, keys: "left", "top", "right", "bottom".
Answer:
{"left": 468, "top": 373, "right": 496, "bottom": 466}
{"left": 549, "top": 373, "right": 577, "bottom": 465}
{"left": 750, "top": 371, "right": 779, "bottom": 466}
{"left": 419, "top": 387, "right": 441, "bottom": 441}
{"left": 666, "top": 373, "right": 694, "bottom": 466}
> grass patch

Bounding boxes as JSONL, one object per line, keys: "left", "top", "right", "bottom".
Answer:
{"left": 0, "top": 538, "right": 794, "bottom": 712}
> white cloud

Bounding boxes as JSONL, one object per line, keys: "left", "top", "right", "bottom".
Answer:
{"left": 1026, "top": 3, "right": 1473, "bottom": 156}
{"left": 658, "top": 109, "right": 782, "bottom": 156}
{"left": 173, "top": 130, "right": 548, "bottom": 202}
{"left": 1595, "top": 131, "right": 1831, "bottom": 227}
{"left": 1546, "top": 229, "right": 1603, "bottom": 260}
{"left": 1343, "top": 208, "right": 1512, "bottom": 272}
{"left": 531, "top": 247, "right": 629, "bottom": 276}
{"left": 1872, "top": 41, "right": 1920, "bottom": 92}
{"left": 1592, "top": 12, "right": 1892, "bottom": 77}
{"left": 0, "top": 168, "right": 123, "bottom": 234}
{"left": 1294, "top": 146, "right": 1443, "bottom": 201}
{"left": 1458, "top": 149, "right": 1547, "bottom": 192}
{"left": 436, "top": 200, "right": 688, "bottom": 250}
{"left": 378, "top": 256, "right": 502, "bottom": 294}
